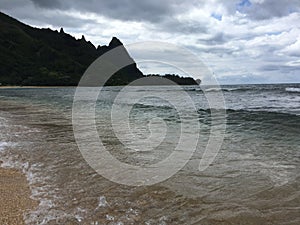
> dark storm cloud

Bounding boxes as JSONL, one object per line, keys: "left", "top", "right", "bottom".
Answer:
{"left": 30, "top": 0, "right": 62, "bottom": 9}
{"left": 0, "top": 0, "right": 24, "bottom": 10}
{"left": 1, "top": 3, "right": 97, "bottom": 29}
{"left": 1, "top": 0, "right": 208, "bottom": 36}
{"left": 0, "top": 0, "right": 99, "bottom": 29}
{"left": 29, "top": 0, "right": 210, "bottom": 35}
{"left": 29, "top": 0, "right": 180, "bottom": 23}
{"left": 32, "top": 13, "right": 97, "bottom": 28}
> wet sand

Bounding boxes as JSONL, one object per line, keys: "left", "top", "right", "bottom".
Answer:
{"left": 0, "top": 167, "right": 37, "bottom": 225}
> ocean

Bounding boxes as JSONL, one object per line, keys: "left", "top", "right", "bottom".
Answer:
{"left": 0, "top": 83, "right": 299, "bottom": 224}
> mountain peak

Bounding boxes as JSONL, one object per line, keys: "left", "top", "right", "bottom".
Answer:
{"left": 109, "top": 37, "right": 123, "bottom": 48}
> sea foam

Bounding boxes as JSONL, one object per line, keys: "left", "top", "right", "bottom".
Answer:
{"left": 286, "top": 87, "right": 300, "bottom": 93}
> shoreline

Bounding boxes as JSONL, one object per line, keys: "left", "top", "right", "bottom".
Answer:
{"left": 0, "top": 167, "right": 37, "bottom": 225}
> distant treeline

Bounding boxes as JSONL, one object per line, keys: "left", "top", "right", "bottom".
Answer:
{"left": 146, "top": 74, "right": 198, "bottom": 85}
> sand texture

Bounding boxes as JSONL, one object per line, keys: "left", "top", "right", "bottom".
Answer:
{"left": 0, "top": 168, "right": 37, "bottom": 225}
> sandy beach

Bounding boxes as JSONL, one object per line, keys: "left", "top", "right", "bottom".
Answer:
{"left": 0, "top": 167, "right": 37, "bottom": 225}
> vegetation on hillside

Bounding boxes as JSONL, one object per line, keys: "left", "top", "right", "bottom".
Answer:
{"left": 0, "top": 12, "right": 199, "bottom": 86}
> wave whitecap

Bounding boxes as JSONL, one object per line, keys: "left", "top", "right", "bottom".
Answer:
{"left": 203, "top": 87, "right": 252, "bottom": 92}
{"left": 286, "top": 87, "right": 300, "bottom": 93}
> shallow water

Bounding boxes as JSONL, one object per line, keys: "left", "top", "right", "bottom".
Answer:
{"left": 0, "top": 84, "right": 299, "bottom": 224}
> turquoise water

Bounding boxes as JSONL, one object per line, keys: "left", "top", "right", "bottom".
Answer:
{"left": 0, "top": 84, "right": 299, "bottom": 224}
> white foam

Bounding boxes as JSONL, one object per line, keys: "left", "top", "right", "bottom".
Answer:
{"left": 159, "top": 216, "right": 168, "bottom": 225}
{"left": 286, "top": 87, "right": 300, "bottom": 93}
{"left": 97, "top": 196, "right": 108, "bottom": 208}
{"left": 90, "top": 222, "right": 99, "bottom": 225}
{"left": 0, "top": 141, "right": 12, "bottom": 150}
{"left": 0, "top": 154, "right": 21, "bottom": 169}
{"left": 74, "top": 214, "right": 83, "bottom": 222}
{"left": 204, "top": 87, "right": 222, "bottom": 92}
{"left": 106, "top": 214, "right": 114, "bottom": 221}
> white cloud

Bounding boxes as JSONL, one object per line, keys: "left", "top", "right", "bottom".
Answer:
{"left": 281, "top": 38, "right": 300, "bottom": 57}
{"left": 0, "top": 0, "right": 300, "bottom": 84}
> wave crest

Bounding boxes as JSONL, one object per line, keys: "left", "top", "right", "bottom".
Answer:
{"left": 286, "top": 87, "right": 300, "bottom": 93}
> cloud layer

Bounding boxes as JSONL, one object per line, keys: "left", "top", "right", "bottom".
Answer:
{"left": 1, "top": 0, "right": 300, "bottom": 84}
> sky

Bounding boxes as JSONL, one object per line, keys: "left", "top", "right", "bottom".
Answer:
{"left": 1, "top": 0, "right": 300, "bottom": 84}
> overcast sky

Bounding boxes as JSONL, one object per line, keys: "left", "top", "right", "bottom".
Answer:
{"left": 1, "top": 0, "right": 300, "bottom": 84}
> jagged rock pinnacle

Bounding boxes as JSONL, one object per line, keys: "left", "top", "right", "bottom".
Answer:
{"left": 109, "top": 37, "right": 123, "bottom": 48}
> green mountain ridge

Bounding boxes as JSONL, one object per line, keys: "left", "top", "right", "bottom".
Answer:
{"left": 0, "top": 12, "right": 199, "bottom": 86}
